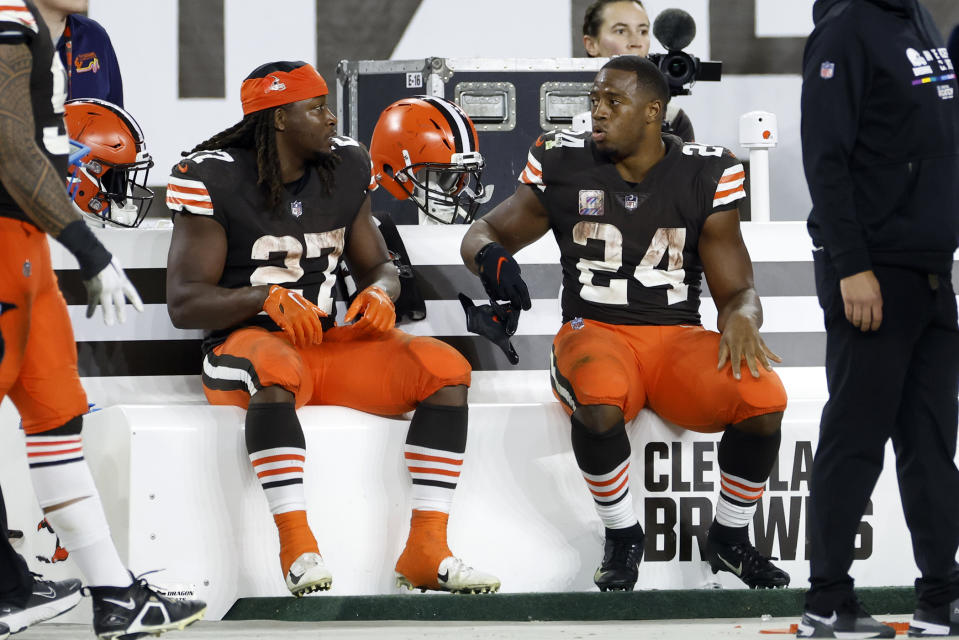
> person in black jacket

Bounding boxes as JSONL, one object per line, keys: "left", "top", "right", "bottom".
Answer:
{"left": 800, "top": 0, "right": 959, "bottom": 637}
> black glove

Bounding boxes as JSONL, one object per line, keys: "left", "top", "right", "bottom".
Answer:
{"left": 475, "top": 242, "right": 532, "bottom": 311}
{"left": 458, "top": 293, "right": 520, "bottom": 365}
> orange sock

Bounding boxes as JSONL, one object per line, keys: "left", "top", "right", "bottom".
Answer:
{"left": 273, "top": 510, "right": 319, "bottom": 574}
{"left": 394, "top": 510, "right": 453, "bottom": 587}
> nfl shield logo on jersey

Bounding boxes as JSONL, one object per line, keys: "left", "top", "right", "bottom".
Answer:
{"left": 624, "top": 194, "right": 639, "bottom": 210}
{"left": 578, "top": 190, "right": 604, "bottom": 216}
{"left": 820, "top": 61, "right": 835, "bottom": 79}
{"left": 290, "top": 200, "right": 303, "bottom": 218}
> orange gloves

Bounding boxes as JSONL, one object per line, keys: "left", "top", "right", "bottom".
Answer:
{"left": 263, "top": 285, "right": 327, "bottom": 346}
{"left": 344, "top": 285, "right": 395, "bottom": 334}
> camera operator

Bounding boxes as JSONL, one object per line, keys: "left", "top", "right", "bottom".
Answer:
{"left": 582, "top": 0, "right": 695, "bottom": 142}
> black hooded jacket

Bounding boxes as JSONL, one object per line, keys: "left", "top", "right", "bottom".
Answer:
{"left": 801, "top": 0, "right": 959, "bottom": 278}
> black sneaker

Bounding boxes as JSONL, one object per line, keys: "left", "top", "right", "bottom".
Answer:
{"left": 0, "top": 620, "right": 8, "bottom": 640}
{"left": 909, "top": 597, "right": 959, "bottom": 637}
{"left": 85, "top": 574, "right": 207, "bottom": 640}
{"left": 593, "top": 528, "right": 645, "bottom": 592}
{"left": 797, "top": 596, "right": 895, "bottom": 638}
{"left": 0, "top": 573, "right": 82, "bottom": 634}
{"left": 706, "top": 536, "right": 790, "bottom": 589}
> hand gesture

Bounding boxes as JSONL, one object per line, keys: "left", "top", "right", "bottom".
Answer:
{"left": 458, "top": 293, "right": 520, "bottom": 365}
{"left": 344, "top": 286, "right": 395, "bottom": 335}
{"left": 263, "top": 285, "right": 326, "bottom": 346}
{"left": 717, "top": 313, "right": 782, "bottom": 380}
{"left": 83, "top": 257, "right": 144, "bottom": 326}
{"left": 475, "top": 242, "right": 532, "bottom": 311}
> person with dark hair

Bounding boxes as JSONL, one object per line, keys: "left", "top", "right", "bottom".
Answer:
{"left": 33, "top": 0, "right": 123, "bottom": 105}
{"left": 799, "top": 0, "right": 959, "bottom": 637}
{"left": 165, "top": 60, "right": 500, "bottom": 597}
{"left": 461, "top": 54, "right": 788, "bottom": 592}
{"left": 582, "top": 0, "right": 695, "bottom": 142}
{"left": 0, "top": 1, "right": 206, "bottom": 638}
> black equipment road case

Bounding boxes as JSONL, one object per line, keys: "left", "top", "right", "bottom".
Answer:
{"left": 337, "top": 57, "right": 605, "bottom": 224}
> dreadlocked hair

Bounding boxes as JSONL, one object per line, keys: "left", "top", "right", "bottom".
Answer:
{"left": 186, "top": 108, "right": 340, "bottom": 215}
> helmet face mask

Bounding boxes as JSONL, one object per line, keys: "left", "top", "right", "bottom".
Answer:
{"left": 77, "top": 153, "right": 154, "bottom": 227}
{"left": 396, "top": 151, "right": 489, "bottom": 224}
{"left": 371, "top": 97, "right": 493, "bottom": 225}
{"left": 64, "top": 99, "right": 155, "bottom": 228}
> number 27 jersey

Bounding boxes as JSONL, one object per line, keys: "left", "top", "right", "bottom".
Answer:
{"left": 519, "top": 131, "right": 746, "bottom": 326}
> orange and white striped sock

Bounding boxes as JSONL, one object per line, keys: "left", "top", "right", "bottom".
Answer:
{"left": 250, "top": 447, "right": 318, "bottom": 572}
{"left": 250, "top": 447, "right": 307, "bottom": 513}
{"left": 405, "top": 444, "right": 463, "bottom": 513}
{"left": 716, "top": 472, "right": 765, "bottom": 529}
{"left": 404, "top": 403, "right": 467, "bottom": 514}
{"left": 245, "top": 402, "right": 319, "bottom": 573}
{"left": 571, "top": 415, "right": 638, "bottom": 531}
{"left": 582, "top": 458, "right": 636, "bottom": 529}
{"left": 711, "top": 427, "right": 780, "bottom": 540}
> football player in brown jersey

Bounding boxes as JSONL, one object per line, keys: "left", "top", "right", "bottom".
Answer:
{"left": 165, "top": 61, "right": 499, "bottom": 597}
{"left": 461, "top": 55, "right": 789, "bottom": 591}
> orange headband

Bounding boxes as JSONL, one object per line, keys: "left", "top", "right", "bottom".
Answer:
{"left": 240, "top": 64, "right": 328, "bottom": 115}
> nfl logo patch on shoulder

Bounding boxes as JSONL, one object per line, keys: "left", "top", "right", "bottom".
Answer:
{"left": 290, "top": 200, "right": 303, "bottom": 218}
{"left": 820, "top": 61, "right": 835, "bottom": 79}
{"left": 578, "top": 190, "right": 604, "bottom": 216}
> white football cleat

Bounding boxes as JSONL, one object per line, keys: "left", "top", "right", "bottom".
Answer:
{"left": 285, "top": 552, "right": 332, "bottom": 596}
{"left": 396, "top": 556, "right": 500, "bottom": 594}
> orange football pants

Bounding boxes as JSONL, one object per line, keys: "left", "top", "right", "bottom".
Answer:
{"left": 550, "top": 318, "right": 787, "bottom": 431}
{"left": 202, "top": 325, "right": 471, "bottom": 415}
{"left": 0, "top": 219, "right": 88, "bottom": 434}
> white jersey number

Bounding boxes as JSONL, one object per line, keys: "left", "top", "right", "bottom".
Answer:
{"left": 249, "top": 229, "right": 345, "bottom": 314}
{"left": 682, "top": 144, "right": 724, "bottom": 157}
{"left": 572, "top": 221, "right": 688, "bottom": 306}
{"left": 186, "top": 150, "right": 235, "bottom": 164}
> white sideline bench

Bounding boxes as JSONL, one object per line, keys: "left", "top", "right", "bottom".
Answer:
{"left": 7, "top": 220, "right": 957, "bottom": 620}
{"left": 0, "top": 369, "right": 930, "bottom": 620}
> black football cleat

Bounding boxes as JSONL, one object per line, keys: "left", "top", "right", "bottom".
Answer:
{"left": 706, "top": 536, "right": 790, "bottom": 589}
{"left": 85, "top": 574, "right": 206, "bottom": 640}
{"left": 0, "top": 620, "right": 8, "bottom": 640}
{"left": 594, "top": 529, "right": 645, "bottom": 592}
{"left": 908, "top": 596, "right": 959, "bottom": 637}
{"left": 797, "top": 596, "right": 895, "bottom": 638}
{"left": 0, "top": 573, "right": 81, "bottom": 634}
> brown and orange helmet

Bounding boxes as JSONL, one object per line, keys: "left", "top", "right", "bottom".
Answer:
{"left": 64, "top": 99, "right": 154, "bottom": 228}
{"left": 370, "top": 96, "right": 491, "bottom": 224}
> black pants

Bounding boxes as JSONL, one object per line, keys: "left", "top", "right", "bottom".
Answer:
{"left": 807, "top": 255, "right": 959, "bottom": 610}
{"left": 0, "top": 482, "right": 32, "bottom": 606}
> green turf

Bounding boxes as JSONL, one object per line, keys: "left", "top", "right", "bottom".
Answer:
{"left": 223, "top": 587, "right": 916, "bottom": 622}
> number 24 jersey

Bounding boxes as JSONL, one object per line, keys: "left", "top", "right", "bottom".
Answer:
{"left": 519, "top": 131, "right": 746, "bottom": 326}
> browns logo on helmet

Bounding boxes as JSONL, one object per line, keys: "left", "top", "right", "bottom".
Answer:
{"left": 370, "top": 95, "right": 492, "bottom": 224}
{"left": 64, "top": 98, "right": 154, "bottom": 228}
